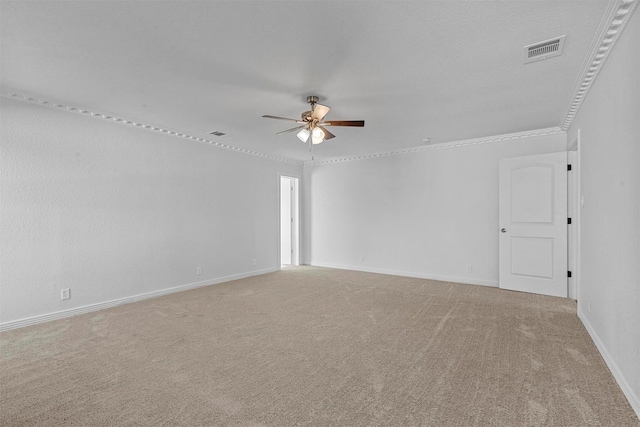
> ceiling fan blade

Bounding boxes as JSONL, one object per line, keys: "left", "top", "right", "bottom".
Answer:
{"left": 318, "top": 126, "right": 335, "bottom": 140}
{"left": 262, "top": 115, "right": 304, "bottom": 123}
{"left": 323, "top": 120, "right": 365, "bottom": 127}
{"left": 311, "top": 104, "right": 330, "bottom": 121}
{"left": 275, "top": 125, "right": 306, "bottom": 135}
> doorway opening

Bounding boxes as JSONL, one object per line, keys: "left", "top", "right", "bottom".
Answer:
{"left": 280, "top": 175, "right": 299, "bottom": 268}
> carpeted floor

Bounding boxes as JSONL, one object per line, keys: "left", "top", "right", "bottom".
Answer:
{"left": 1, "top": 266, "right": 638, "bottom": 426}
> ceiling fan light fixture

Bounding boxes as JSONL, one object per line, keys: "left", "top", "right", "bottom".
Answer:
{"left": 297, "top": 128, "right": 310, "bottom": 142}
{"left": 311, "top": 127, "right": 325, "bottom": 144}
{"left": 263, "top": 95, "right": 364, "bottom": 146}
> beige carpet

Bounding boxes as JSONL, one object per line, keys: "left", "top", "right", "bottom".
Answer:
{"left": 1, "top": 267, "right": 638, "bottom": 426}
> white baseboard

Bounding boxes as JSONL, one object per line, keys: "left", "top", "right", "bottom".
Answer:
{"left": 0, "top": 267, "right": 278, "bottom": 332}
{"left": 578, "top": 308, "right": 640, "bottom": 419}
{"left": 309, "top": 262, "right": 498, "bottom": 287}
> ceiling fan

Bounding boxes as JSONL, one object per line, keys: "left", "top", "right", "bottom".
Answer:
{"left": 262, "top": 95, "right": 364, "bottom": 145}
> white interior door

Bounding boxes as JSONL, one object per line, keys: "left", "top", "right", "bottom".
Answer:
{"left": 499, "top": 152, "right": 568, "bottom": 297}
{"left": 280, "top": 177, "right": 292, "bottom": 265}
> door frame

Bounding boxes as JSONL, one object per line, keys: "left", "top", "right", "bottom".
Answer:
{"left": 568, "top": 131, "right": 581, "bottom": 300}
{"left": 278, "top": 173, "right": 300, "bottom": 267}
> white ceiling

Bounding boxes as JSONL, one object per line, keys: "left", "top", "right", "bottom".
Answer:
{"left": 0, "top": 1, "right": 613, "bottom": 162}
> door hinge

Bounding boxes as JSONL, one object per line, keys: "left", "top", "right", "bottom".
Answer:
{"left": 567, "top": 164, "right": 572, "bottom": 171}
{"left": 568, "top": 217, "right": 572, "bottom": 224}
{"left": 568, "top": 271, "right": 572, "bottom": 278}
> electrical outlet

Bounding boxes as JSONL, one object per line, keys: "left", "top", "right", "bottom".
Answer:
{"left": 196, "top": 267, "right": 202, "bottom": 275}
{"left": 252, "top": 258, "right": 257, "bottom": 266}
{"left": 465, "top": 265, "right": 473, "bottom": 273}
{"left": 61, "top": 288, "right": 71, "bottom": 300}
{"left": 359, "top": 255, "right": 365, "bottom": 262}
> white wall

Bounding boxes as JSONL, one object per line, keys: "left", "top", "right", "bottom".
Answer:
{"left": 0, "top": 97, "right": 301, "bottom": 327}
{"left": 567, "top": 10, "right": 640, "bottom": 415}
{"left": 303, "top": 133, "right": 566, "bottom": 285}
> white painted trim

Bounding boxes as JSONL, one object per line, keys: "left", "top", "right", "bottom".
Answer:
{"left": 0, "top": 90, "right": 303, "bottom": 166}
{"left": 304, "top": 127, "right": 564, "bottom": 166}
{"left": 309, "top": 262, "right": 498, "bottom": 288}
{"left": 576, "top": 131, "right": 583, "bottom": 308}
{"left": 0, "top": 268, "right": 278, "bottom": 332}
{"left": 578, "top": 309, "right": 640, "bottom": 419}
{"left": 291, "top": 176, "right": 300, "bottom": 266}
{"left": 568, "top": 130, "right": 582, "bottom": 302}
{"left": 567, "top": 149, "right": 578, "bottom": 300}
{"left": 560, "top": 0, "right": 640, "bottom": 130}
{"left": 278, "top": 172, "right": 302, "bottom": 268}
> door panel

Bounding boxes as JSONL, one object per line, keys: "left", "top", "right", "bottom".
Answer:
{"left": 511, "top": 165, "right": 554, "bottom": 223}
{"left": 499, "top": 152, "right": 567, "bottom": 297}
{"left": 510, "top": 237, "right": 554, "bottom": 279}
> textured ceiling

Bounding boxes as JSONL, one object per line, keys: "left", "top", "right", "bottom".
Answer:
{"left": 0, "top": 1, "right": 615, "bottom": 162}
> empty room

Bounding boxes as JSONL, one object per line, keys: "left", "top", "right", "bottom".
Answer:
{"left": 1, "top": 1, "right": 639, "bottom": 426}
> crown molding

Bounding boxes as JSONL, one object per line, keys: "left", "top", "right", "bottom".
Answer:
{"left": 0, "top": 90, "right": 304, "bottom": 166}
{"left": 560, "top": 0, "right": 639, "bottom": 130}
{"left": 303, "top": 127, "right": 565, "bottom": 166}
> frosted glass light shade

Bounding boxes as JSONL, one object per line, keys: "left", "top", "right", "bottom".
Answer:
{"left": 296, "top": 128, "right": 310, "bottom": 143}
{"left": 311, "top": 127, "right": 325, "bottom": 144}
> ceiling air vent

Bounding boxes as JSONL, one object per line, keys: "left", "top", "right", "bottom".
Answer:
{"left": 524, "top": 35, "right": 566, "bottom": 64}
{"left": 208, "top": 130, "right": 227, "bottom": 137}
